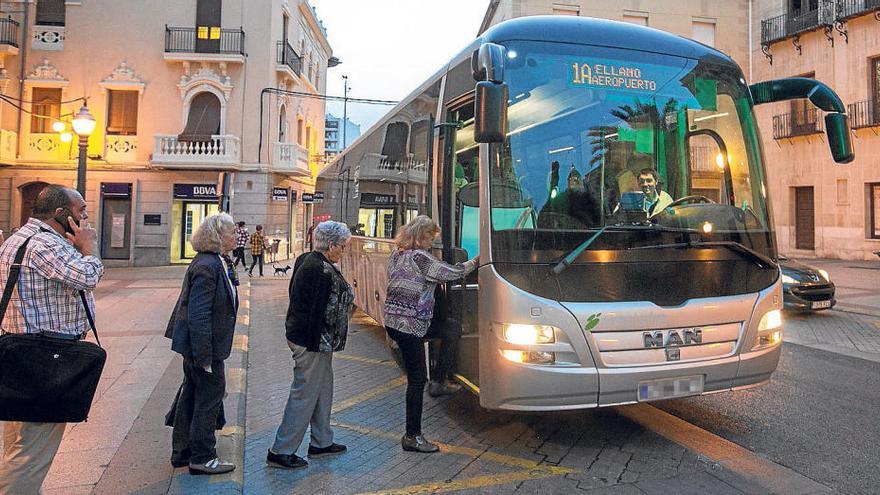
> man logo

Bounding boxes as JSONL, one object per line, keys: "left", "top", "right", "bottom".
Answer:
{"left": 643, "top": 328, "right": 702, "bottom": 348}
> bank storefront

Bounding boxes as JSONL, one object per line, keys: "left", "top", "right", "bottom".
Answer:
{"left": 170, "top": 183, "right": 221, "bottom": 263}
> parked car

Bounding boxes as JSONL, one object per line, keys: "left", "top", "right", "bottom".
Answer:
{"left": 779, "top": 255, "right": 836, "bottom": 311}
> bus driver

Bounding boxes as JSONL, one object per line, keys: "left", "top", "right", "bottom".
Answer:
{"left": 637, "top": 168, "right": 673, "bottom": 217}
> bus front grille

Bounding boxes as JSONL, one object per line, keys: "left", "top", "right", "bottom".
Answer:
{"left": 591, "top": 322, "right": 743, "bottom": 367}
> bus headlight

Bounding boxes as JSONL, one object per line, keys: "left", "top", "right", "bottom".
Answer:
{"left": 752, "top": 309, "right": 783, "bottom": 350}
{"left": 501, "top": 350, "right": 555, "bottom": 365}
{"left": 502, "top": 324, "right": 556, "bottom": 344}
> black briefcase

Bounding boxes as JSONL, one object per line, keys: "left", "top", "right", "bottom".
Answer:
{"left": 0, "top": 233, "right": 107, "bottom": 423}
{"left": 0, "top": 333, "right": 106, "bottom": 422}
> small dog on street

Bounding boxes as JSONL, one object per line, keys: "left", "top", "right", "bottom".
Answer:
{"left": 274, "top": 264, "right": 292, "bottom": 276}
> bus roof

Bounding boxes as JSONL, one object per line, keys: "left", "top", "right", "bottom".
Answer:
{"left": 320, "top": 15, "right": 737, "bottom": 178}
{"left": 479, "top": 15, "right": 734, "bottom": 65}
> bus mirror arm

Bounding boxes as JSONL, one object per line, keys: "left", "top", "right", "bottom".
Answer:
{"left": 749, "top": 77, "right": 854, "bottom": 164}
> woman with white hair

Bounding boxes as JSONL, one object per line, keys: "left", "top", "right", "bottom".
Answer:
{"left": 267, "top": 220, "right": 354, "bottom": 470}
{"left": 165, "top": 212, "right": 239, "bottom": 475}
{"left": 384, "top": 215, "right": 478, "bottom": 453}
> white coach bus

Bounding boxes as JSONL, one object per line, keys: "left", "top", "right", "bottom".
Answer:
{"left": 316, "top": 16, "right": 853, "bottom": 410}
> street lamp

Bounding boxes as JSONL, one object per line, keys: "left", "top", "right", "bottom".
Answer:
{"left": 341, "top": 75, "right": 349, "bottom": 150}
{"left": 71, "top": 104, "right": 95, "bottom": 199}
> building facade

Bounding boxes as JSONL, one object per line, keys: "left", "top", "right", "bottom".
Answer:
{"left": 324, "top": 113, "right": 360, "bottom": 160}
{"left": 755, "top": 0, "right": 880, "bottom": 260}
{"left": 0, "top": 0, "right": 333, "bottom": 266}
{"left": 480, "top": 0, "right": 880, "bottom": 260}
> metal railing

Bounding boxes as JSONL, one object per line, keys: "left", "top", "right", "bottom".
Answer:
{"left": 276, "top": 41, "right": 302, "bottom": 76}
{"left": 0, "top": 17, "right": 19, "bottom": 47}
{"left": 772, "top": 109, "right": 825, "bottom": 139}
{"left": 836, "top": 0, "right": 880, "bottom": 20}
{"left": 847, "top": 99, "right": 880, "bottom": 129}
{"left": 164, "top": 26, "right": 245, "bottom": 55}
{"left": 761, "top": 1, "right": 836, "bottom": 44}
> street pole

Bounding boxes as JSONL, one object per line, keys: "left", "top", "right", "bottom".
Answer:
{"left": 342, "top": 75, "right": 349, "bottom": 150}
{"left": 76, "top": 137, "right": 87, "bottom": 199}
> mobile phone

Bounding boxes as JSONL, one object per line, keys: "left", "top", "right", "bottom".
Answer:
{"left": 53, "top": 208, "right": 79, "bottom": 235}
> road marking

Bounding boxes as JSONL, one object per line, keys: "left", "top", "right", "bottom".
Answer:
{"left": 232, "top": 334, "right": 248, "bottom": 352}
{"left": 354, "top": 469, "right": 567, "bottom": 495}
{"left": 335, "top": 353, "right": 398, "bottom": 367}
{"left": 618, "top": 403, "right": 832, "bottom": 494}
{"left": 331, "top": 376, "right": 407, "bottom": 414}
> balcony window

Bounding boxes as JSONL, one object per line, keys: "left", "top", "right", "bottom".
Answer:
{"left": 30, "top": 87, "right": 61, "bottom": 134}
{"left": 36, "top": 0, "right": 65, "bottom": 26}
{"left": 107, "top": 90, "right": 138, "bottom": 136}
{"left": 180, "top": 92, "right": 221, "bottom": 141}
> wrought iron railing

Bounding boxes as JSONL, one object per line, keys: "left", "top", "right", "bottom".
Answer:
{"left": 164, "top": 26, "right": 245, "bottom": 55}
{"left": 0, "top": 18, "right": 19, "bottom": 47}
{"left": 847, "top": 99, "right": 880, "bottom": 129}
{"left": 772, "top": 109, "right": 824, "bottom": 139}
{"left": 761, "top": 1, "right": 836, "bottom": 44}
{"left": 276, "top": 41, "right": 302, "bottom": 76}
{"left": 836, "top": 0, "right": 880, "bottom": 20}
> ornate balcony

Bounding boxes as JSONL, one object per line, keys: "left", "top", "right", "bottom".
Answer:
{"left": 847, "top": 100, "right": 880, "bottom": 129}
{"left": 276, "top": 41, "right": 302, "bottom": 78}
{"left": 761, "top": 1, "right": 835, "bottom": 45}
{"left": 772, "top": 109, "right": 824, "bottom": 139}
{"left": 105, "top": 135, "right": 138, "bottom": 163}
{"left": 272, "top": 142, "right": 310, "bottom": 177}
{"left": 836, "top": 0, "right": 880, "bottom": 21}
{"left": 152, "top": 134, "right": 240, "bottom": 169}
{"left": 163, "top": 26, "right": 245, "bottom": 63}
{"left": 32, "top": 25, "right": 64, "bottom": 51}
{"left": 0, "top": 18, "right": 19, "bottom": 56}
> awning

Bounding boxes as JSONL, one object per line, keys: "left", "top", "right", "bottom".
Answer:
{"left": 178, "top": 93, "right": 221, "bottom": 142}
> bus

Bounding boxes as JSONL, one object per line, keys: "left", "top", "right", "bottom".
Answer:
{"left": 316, "top": 16, "right": 853, "bottom": 411}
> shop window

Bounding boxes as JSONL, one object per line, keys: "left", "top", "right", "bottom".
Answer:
{"left": 870, "top": 183, "right": 880, "bottom": 239}
{"left": 30, "top": 87, "right": 61, "bottom": 134}
{"left": 107, "top": 90, "right": 139, "bottom": 135}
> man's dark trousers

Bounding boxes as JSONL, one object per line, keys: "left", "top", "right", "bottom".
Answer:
{"left": 171, "top": 359, "right": 226, "bottom": 464}
{"left": 232, "top": 247, "right": 247, "bottom": 269}
{"left": 249, "top": 254, "right": 263, "bottom": 276}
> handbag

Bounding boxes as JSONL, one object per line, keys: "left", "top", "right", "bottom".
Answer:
{"left": 0, "top": 234, "right": 107, "bottom": 423}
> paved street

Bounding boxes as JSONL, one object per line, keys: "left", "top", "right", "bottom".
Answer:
{"left": 1, "top": 259, "right": 878, "bottom": 494}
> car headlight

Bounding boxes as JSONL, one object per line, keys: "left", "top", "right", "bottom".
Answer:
{"left": 781, "top": 273, "right": 797, "bottom": 284}
{"left": 818, "top": 269, "right": 830, "bottom": 282}
{"left": 501, "top": 324, "right": 556, "bottom": 344}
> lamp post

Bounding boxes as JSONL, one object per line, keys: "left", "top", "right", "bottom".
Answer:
{"left": 71, "top": 104, "right": 95, "bottom": 199}
{"left": 341, "top": 75, "right": 349, "bottom": 150}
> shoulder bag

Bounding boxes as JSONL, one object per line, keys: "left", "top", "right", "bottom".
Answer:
{"left": 0, "top": 235, "right": 107, "bottom": 423}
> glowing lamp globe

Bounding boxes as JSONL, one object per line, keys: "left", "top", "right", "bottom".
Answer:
{"left": 71, "top": 105, "right": 96, "bottom": 137}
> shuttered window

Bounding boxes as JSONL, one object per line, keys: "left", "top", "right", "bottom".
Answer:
{"left": 107, "top": 90, "right": 139, "bottom": 135}
{"left": 36, "top": 0, "right": 65, "bottom": 26}
{"left": 30, "top": 87, "right": 61, "bottom": 134}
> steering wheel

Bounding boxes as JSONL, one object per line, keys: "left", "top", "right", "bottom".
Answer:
{"left": 665, "top": 195, "right": 714, "bottom": 208}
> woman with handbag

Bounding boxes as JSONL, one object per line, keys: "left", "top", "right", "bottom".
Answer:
{"left": 165, "top": 213, "right": 239, "bottom": 475}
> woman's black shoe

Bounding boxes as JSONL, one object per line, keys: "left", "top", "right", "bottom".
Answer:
{"left": 308, "top": 443, "right": 347, "bottom": 458}
{"left": 266, "top": 449, "right": 308, "bottom": 469}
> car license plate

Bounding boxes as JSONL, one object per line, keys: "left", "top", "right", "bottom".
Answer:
{"left": 812, "top": 300, "right": 831, "bottom": 309}
{"left": 638, "top": 375, "right": 704, "bottom": 402}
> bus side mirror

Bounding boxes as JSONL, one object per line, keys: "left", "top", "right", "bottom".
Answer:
{"left": 825, "top": 112, "right": 854, "bottom": 164}
{"left": 474, "top": 81, "right": 508, "bottom": 143}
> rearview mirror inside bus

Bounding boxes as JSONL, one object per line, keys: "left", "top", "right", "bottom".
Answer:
{"left": 824, "top": 112, "right": 855, "bottom": 164}
{"left": 474, "top": 81, "right": 508, "bottom": 143}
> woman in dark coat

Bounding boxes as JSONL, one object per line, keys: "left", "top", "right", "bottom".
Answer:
{"left": 165, "top": 213, "right": 239, "bottom": 475}
{"left": 266, "top": 220, "right": 354, "bottom": 470}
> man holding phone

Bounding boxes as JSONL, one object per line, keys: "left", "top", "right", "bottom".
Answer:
{"left": 0, "top": 184, "right": 103, "bottom": 493}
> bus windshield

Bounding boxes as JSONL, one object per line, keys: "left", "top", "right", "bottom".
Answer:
{"left": 489, "top": 40, "right": 774, "bottom": 265}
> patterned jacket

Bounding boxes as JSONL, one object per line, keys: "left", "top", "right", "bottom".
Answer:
{"left": 250, "top": 231, "right": 265, "bottom": 256}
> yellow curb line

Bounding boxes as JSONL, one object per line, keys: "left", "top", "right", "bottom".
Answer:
{"left": 335, "top": 353, "right": 398, "bottom": 367}
{"left": 354, "top": 468, "right": 569, "bottom": 495}
{"left": 331, "top": 376, "right": 407, "bottom": 414}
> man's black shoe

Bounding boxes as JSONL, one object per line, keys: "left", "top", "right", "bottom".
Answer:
{"left": 308, "top": 443, "right": 347, "bottom": 458}
{"left": 266, "top": 450, "right": 308, "bottom": 469}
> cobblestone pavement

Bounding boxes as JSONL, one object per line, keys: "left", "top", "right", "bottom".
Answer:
{"left": 241, "top": 278, "right": 818, "bottom": 495}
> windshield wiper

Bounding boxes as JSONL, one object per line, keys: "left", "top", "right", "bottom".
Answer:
{"left": 551, "top": 224, "right": 669, "bottom": 275}
{"left": 629, "top": 239, "right": 777, "bottom": 269}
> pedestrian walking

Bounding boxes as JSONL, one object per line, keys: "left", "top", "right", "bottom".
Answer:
{"left": 248, "top": 224, "right": 266, "bottom": 277}
{"left": 384, "top": 215, "right": 477, "bottom": 453}
{"left": 232, "top": 221, "right": 249, "bottom": 270}
{"left": 0, "top": 185, "right": 104, "bottom": 494}
{"left": 267, "top": 221, "right": 353, "bottom": 470}
{"left": 165, "top": 213, "right": 239, "bottom": 475}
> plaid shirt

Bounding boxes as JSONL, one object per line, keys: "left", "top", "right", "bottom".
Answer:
{"left": 0, "top": 218, "right": 104, "bottom": 335}
{"left": 235, "top": 227, "right": 249, "bottom": 249}
{"left": 250, "top": 231, "right": 265, "bottom": 256}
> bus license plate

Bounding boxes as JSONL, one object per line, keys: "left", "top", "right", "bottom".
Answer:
{"left": 812, "top": 300, "right": 831, "bottom": 309}
{"left": 638, "top": 375, "right": 704, "bottom": 402}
